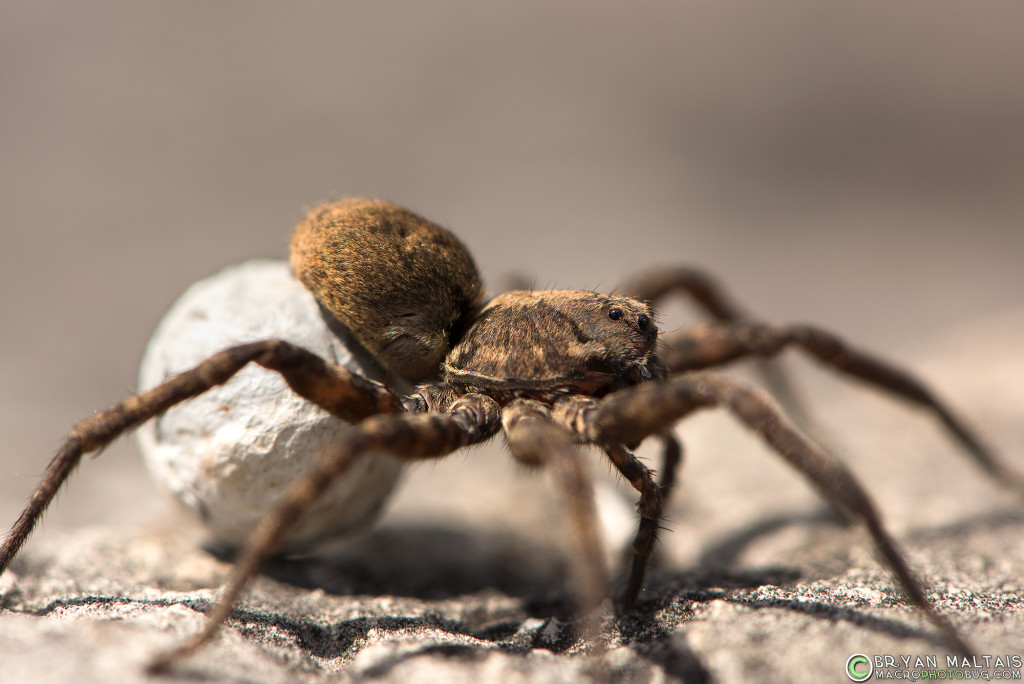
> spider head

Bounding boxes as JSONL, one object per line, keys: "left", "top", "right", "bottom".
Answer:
{"left": 444, "top": 290, "right": 660, "bottom": 397}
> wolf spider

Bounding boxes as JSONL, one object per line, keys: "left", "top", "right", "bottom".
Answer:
{"left": 0, "top": 198, "right": 1018, "bottom": 669}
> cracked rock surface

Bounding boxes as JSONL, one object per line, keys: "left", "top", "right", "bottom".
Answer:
{"left": 1, "top": 309, "right": 1022, "bottom": 683}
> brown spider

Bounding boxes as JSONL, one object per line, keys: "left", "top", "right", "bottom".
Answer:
{"left": 0, "top": 198, "right": 1018, "bottom": 670}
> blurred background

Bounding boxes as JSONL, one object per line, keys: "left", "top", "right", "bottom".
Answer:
{"left": 2, "top": 2, "right": 1022, "bottom": 548}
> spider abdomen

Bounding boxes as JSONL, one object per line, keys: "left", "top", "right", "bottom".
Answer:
{"left": 290, "top": 199, "right": 484, "bottom": 380}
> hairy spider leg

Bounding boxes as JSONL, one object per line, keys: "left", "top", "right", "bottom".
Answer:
{"left": 601, "top": 443, "right": 668, "bottom": 613}
{"left": 149, "top": 393, "right": 502, "bottom": 672}
{"left": 607, "top": 432, "right": 684, "bottom": 612}
{"left": 658, "top": 322, "right": 1021, "bottom": 493}
{"left": 502, "top": 399, "right": 608, "bottom": 639}
{"left": 584, "top": 372, "right": 972, "bottom": 656}
{"left": 619, "top": 266, "right": 812, "bottom": 428}
{"left": 654, "top": 432, "right": 685, "bottom": 504}
{"left": 0, "top": 339, "right": 405, "bottom": 577}
{"left": 556, "top": 395, "right": 685, "bottom": 613}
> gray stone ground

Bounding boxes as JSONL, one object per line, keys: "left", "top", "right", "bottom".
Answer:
{"left": 1, "top": 309, "right": 1021, "bottom": 683}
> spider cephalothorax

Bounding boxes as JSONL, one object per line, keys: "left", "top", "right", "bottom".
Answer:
{"left": 1, "top": 198, "right": 1020, "bottom": 671}
{"left": 440, "top": 290, "right": 661, "bottom": 402}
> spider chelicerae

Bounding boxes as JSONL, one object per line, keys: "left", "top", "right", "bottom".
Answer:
{"left": 0, "top": 198, "right": 1018, "bottom": 669}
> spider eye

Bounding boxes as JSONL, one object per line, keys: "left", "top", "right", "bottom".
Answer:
{"left": 636, "top": 313, "right": 650, "bottom": 328}
{"left": 608, "top": 307, "right": 624, "bottom": 321}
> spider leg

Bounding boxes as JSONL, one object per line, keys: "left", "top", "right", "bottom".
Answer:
{"left": 556, "top": 398, "right": 684, "bottom": 611}
{"left": 658, "top": 322, "right": 1021, "bottom": 491}
{"left": 584, "top": 372, "right": 972, "bottom": 655}
{"left": 602, "top": 443, "right": 667, "bottom": 613}
{"left": 617, "top": 267, "right": 745, "bottom": 322}
{"left": 619, "top": 266, "right": 812, "bottom": 429}
{"left": 149, "top": 393, "right": 501, "bottom": 672}
{"left": 654, "top": 430, "right": 684, "bottom": 509}
{"left": 501, "top": 399, "right": 608, "bottom": 635}
{"left": 609, "top": 434, "right": 683, "bottom": 613}
{"left": 0, "top": 339, "right": 404, "bottom": 577}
